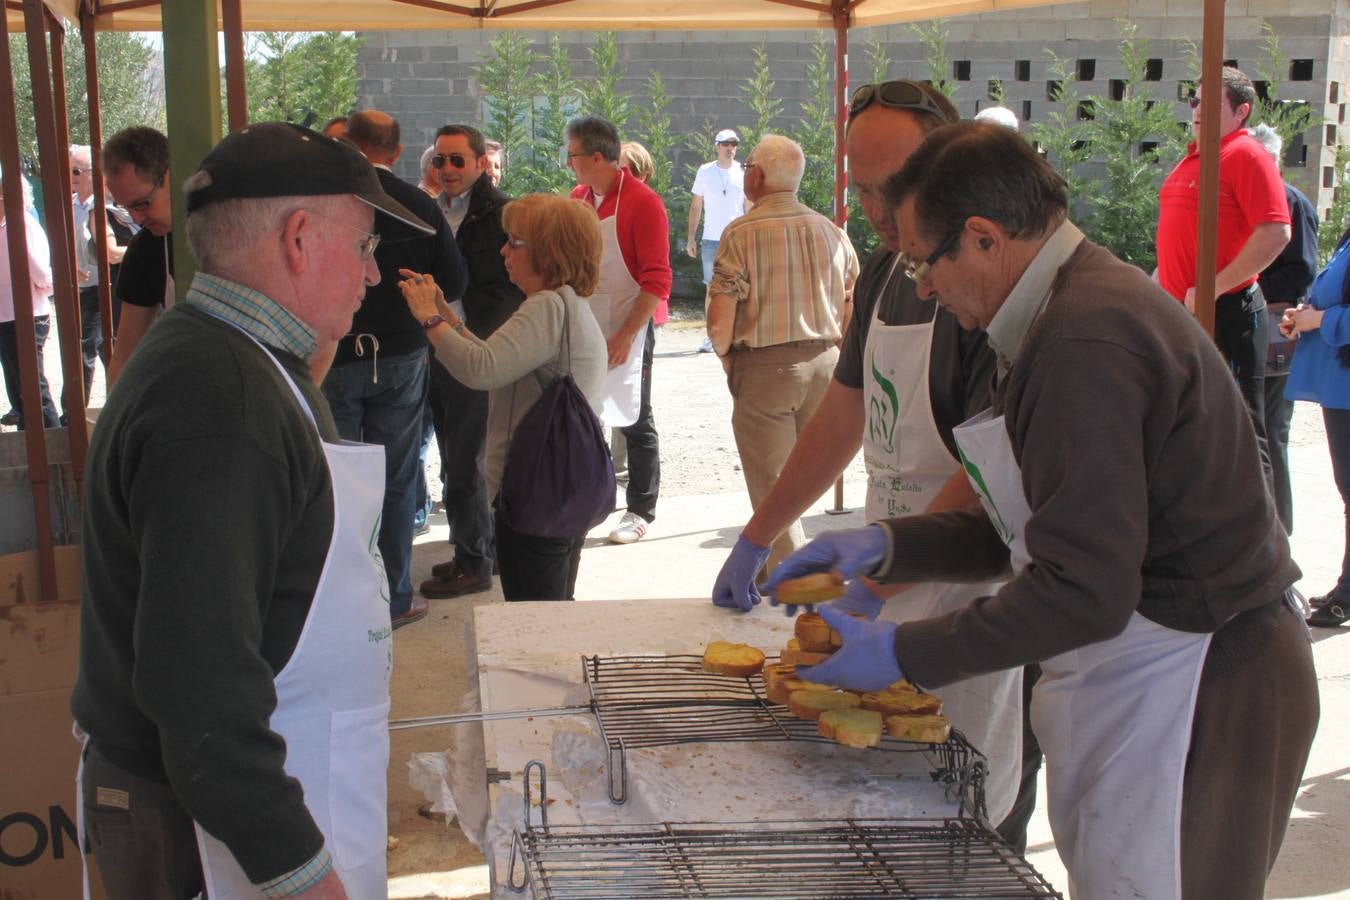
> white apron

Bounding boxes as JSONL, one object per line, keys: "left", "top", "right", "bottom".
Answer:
{"left": 192, "top": 336, "right": 393, "bottom": 899}
{"left": 587, "top": 174, "right": 645, "bottom": 427}
{"left": 162, "top": 237, "right": 176, "bottom": 309}
{"left": 860, "top": 276, "right": 1021, "bottom": 825}
{"left": 953, "top": 407, "right": 1210, "bottom": 899}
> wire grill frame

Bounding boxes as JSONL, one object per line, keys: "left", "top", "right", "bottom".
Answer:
{"left": 579, "top": 654, "right": 985, "bottom": 814}
{"left": 507, "top": 763, "right": 1062, "bottom": 899}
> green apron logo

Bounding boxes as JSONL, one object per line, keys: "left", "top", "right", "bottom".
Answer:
{"left": 957, "top": 447, "right": 1015, "bottom": 546}
{"left": 867, "top": 352, "right": 899, "bottom": 455}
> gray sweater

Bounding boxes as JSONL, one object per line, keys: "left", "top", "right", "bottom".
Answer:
{"left": 429, "top": 284, "right": 608, "bottom": 494}
{"left": 878, "top": 240, "right": 1299, "bottom": 687}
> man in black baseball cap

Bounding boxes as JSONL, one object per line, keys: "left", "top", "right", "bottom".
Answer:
{"left": 75, "top": 122, "right": 428, "bottom": 898}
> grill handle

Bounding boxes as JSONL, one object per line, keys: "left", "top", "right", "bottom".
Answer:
{"left": 387, "top": 704, "right": 591, "bottom": 731}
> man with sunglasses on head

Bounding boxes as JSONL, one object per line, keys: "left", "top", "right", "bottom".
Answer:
{"left": 321, "top": 110, "right": 466, "bottom": 630}
{"left": 68, "top": 144, "right": 128, "bottom": 407}
{"left": 709, "top": 80, "right": 1034, "bottom": 852}
{"left": 1157, "top": 66, "right": 1290, "bottom": 471}
{"left": 102, "top": 126, "right": 174, "bottom": 387}
{"left": 419, "top": 124, "right": 524, "bottom": 599}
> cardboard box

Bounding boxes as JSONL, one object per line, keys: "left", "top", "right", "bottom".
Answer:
{"left": 0, "top": 546, "right": 105, "bottom": 898}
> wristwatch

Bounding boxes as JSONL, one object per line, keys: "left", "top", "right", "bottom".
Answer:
{"left": 421, "top": 314, "right": 447, "bottom": 331}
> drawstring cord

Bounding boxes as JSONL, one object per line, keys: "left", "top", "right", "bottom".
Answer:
{"left": 352, "top": 333, "right": 380, "bottom": 384}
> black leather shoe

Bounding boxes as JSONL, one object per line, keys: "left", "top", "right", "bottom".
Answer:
{"left": 1307, "top": 602, "right": 1348, "bottom": 628}
{"left": 420, "top": 569, "right": 491, "bottom": 598}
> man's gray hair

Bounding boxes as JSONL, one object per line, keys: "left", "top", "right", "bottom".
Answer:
{"left": 565, "top": 116, "right": 621, "bottom": 162}
{"left": 750, "top": 134, "right": 805, "bottom": 194}
{"left": 70, "top": 144, "right": 93, "bottom": 164}
{"left": 1249, "top": 123, "right": 1283, "bottom": 165}
{"left": 186, "top": 193, "right": 346, "bottom": 274}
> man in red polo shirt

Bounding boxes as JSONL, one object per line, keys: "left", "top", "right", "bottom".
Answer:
{"left": 567, "top": 115, "right": 672, "bottom": 544}
{"left": 1156, "top": 65, "right": 1290, "bottom": 457}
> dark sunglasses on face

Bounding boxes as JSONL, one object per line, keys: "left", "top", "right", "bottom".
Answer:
{"left": 70, "top": 167, "right": 87, "bottom": 176}
{"left": 717, "top": 140, "right": 739, "bottom": 147}
{"left": 849, "top": 80, "right": 956, "bottom": 124}
{"left": 432, "top": 153, "right": 474, "bottom": 169}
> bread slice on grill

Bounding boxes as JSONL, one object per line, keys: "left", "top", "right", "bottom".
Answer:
{"left": 702, "top": 641, "right": 765, "bottom": 677}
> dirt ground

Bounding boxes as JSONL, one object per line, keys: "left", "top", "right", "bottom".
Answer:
{"left": 10, "top": 306, "right": 1348, "bottom": 898}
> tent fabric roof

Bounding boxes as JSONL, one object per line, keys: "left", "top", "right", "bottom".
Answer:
{"left": 82, "top": 0, "right": 1059, "bottom": 32}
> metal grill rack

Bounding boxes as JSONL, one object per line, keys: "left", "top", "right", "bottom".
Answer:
{"left": 508, "top": 761, "right": 1061, "bottom": 899}
{"left": 580, "top": 654, "right": 984, "bottom": 814}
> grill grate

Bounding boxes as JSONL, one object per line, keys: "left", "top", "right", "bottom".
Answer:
{"left": 508, "top": 763, "right": 1060, "bottom": 898}
{"left": 580, "top": 654, "right": 984, "bottom": 813}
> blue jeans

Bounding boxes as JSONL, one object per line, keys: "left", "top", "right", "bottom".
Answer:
{"left": 0, "top": 316, "right": 60, "bottom": 428}
{"left": 701, "top": 239, "right": 718, "bottom": 285}
{"left": 321, "top": 346, "right": 430, "bottom": 616}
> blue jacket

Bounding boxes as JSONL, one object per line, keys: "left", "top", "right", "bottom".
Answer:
{"left": 1285, "top": 226, "right": 1350, "bottom": 409}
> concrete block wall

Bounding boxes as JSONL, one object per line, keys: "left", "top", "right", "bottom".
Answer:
{"left": 357, "top": 2, "right": 1347, "bottom": 212}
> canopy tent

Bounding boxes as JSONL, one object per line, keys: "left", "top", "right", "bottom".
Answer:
{"left": 3, "top": 0, "right": 1230, "bottom": 604}
{"left": 80, "top": 0, "right": 1077, "bottom": 32}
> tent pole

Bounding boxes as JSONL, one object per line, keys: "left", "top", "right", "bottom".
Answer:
{"left": 222, "top": 0, "right": 248, "bottom": 131}
{"left": 81, "top": 1, "right": 115, "bottom": 371}
{"left": 162, "top": 0, "right": 222, "bottom": 301}
{"left": 46, "top": 11, "right": 90, "bottom": 481}
{"left": 1194, "top": 0, "right": 1224, "bottom": 338}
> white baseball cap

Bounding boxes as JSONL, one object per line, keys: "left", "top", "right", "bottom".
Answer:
{"left": 714, "top": 129, "right": 739, "bottom": 144}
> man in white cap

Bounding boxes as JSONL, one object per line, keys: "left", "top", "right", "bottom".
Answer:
{"left": 688, "top": 129, "right": 747, "bottom": 351}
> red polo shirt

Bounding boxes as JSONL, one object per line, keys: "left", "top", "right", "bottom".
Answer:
{"left": 1155, "top": 128, "right": 1289, "bottom": 302}
{"left": 571, "top": 167, "right": 672, "bottom": 325}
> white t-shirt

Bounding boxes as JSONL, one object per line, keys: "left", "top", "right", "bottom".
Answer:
{"left": 691, "top": 161, "right": 746, "bottom": 242}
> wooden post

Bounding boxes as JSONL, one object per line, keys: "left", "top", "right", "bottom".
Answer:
{"left": 1193, "top": 0, "right": 1225, "bottom": 338}
{"left": 81, "top": 1, "right": 115, "bottom": 361}
{"left": 828, "top": 1, "right": 850, "bottom": 516}
{"left": 222, "top": 0, "right": 248, "bottom": 131}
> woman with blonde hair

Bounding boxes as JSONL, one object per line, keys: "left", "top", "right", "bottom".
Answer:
{"left": 620, "top": 141, "right": 655, "bottom": 184}
{"left": 401, "top": 193, "right": 608, "bottom": 601}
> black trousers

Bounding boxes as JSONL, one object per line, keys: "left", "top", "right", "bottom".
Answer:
{"left": 0, "top": 316, "right": 60, "bottom": 428}
{"left": 1264, "top": 373, "right": 1295, "bottom": 534}
{"left": 427, "top": 360, "right": 495, "bottom": 577}
{"left": 1215, "top": 285, "right": 1271, "bottom": 478}
{"left": 79, "top": 284, "right": 102, "bottom": 398}
{"left": 495, "top": 508, "right": 583, "bottom": 601}
{"left": 618, "top": 321, "right": 660, "bottom": 522}
{"left": 1325, "top": 407, "right": 1350, "bottom": 601}
{"left": 81, "top": 743, "right": 204, "bottom": 900}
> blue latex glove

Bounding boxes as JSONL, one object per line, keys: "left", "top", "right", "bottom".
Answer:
{"left": 830, "top": 578, "right": 884, "bottom": 620}
{"left": 763, "top": 525, "right": 889, "bottom": 603}
{"left": 798, "top": 606, "right": 905, "bottom": 693}
{"left": 712, "top": 534, "right": 772, "bottom": 612}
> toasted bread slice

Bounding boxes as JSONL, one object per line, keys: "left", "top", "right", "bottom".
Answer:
{"left": 885, "top": 713, "right": 951, "bottom": 744}
{"left": 775, "top": 572, "right": 845, "bottom": 605}
{"left": 788, "top": 689, "right": 861, "bottom": 721}
{"left": 818, "top": 708, "right": 884, "bottom": 749}
{"left": 761, "top": 663, "right": 798, "bottom": 688}
{"left": 885, "top": 680, "right": 918, "bottom": 693}
{"left": 794, "top": 612, "right": 840, "bottom": 647}
{"left": 766, "top": 675, "right": 830, "bottom": 706}
{"left": 780, "top": 638, "right": 833, "bottom": 667}
{"left": 861, "top": 690, "right": 943, "bottom": 717}
{"left": 702, "top": 641, "right": 766, "bottom": 677}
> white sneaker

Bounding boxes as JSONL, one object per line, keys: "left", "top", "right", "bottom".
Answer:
{"left": 608, "top": 511, "right": 650, "bottom": 544}
{"left": 698, "top": 336, "right": 715, "bottom": 353}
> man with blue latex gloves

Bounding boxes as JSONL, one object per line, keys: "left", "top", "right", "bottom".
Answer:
{"left": 708, "top": 80, "right": 1032, "bottom": 857}
{"left": 767, "top": 121, "right": 1318, "bottom": 899}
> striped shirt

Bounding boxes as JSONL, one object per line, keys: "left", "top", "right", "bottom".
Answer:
{"left": 184, "top": 272, "right": 318, "bottom": 361}
{"left": 709, "top": 192, "right": 858, "bottom": 349}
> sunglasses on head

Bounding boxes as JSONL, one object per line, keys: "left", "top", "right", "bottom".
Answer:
{"left": 849, "top": 80, "right": 955, "bottom": 124}
{"left": 432, "top": 153, "right": 474, "bottom": 169}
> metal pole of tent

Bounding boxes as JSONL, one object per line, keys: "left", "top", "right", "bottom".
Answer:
{"left": 1193, "top": 0, "right": 1224, "bottom": 339}
{"left": 81, "top": 0, "right": 115, "bottom": 369}
{"left": 0, "top": 5, "right": 57, "bottom": 600}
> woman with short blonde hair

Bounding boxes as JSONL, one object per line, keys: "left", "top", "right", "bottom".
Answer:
{"left": 400, "top": 193, "right": 609, "bottom": 601}
{"left": 620, "top": 141, "right": 655, "bottom": 185}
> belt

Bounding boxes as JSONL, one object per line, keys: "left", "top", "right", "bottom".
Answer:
{"left": 1218, "top": 284, "right": 1257, "bottom": 301}
{"left": 732, "top": 339, "right": 834, "bottom": 352}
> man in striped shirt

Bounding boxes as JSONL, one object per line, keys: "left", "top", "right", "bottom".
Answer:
{"left": 706, "top": 134, "right": 859, "bottom": 574}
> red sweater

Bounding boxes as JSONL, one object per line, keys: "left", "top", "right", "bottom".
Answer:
{"left": 571, "top": 167, "right": 672, "bottom": 325}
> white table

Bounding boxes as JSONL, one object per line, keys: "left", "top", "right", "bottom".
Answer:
{"left": 455, "top": 599, "right": 973, "bottom": 897}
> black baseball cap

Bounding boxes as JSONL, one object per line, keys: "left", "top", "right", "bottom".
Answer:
{"left": 185, "top": 122, "right": 433, "bottom": 234}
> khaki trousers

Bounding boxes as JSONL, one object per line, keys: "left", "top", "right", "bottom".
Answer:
{"left": 727, "top": 340, "right": 838, "bottom": 574}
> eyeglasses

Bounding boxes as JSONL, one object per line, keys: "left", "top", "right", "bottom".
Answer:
{"left": 717, "top": 140, "right": 739, "bottom": 147}
{"left": 849, "top": 80, "right": 956, "bottom": 124}
{"left": 900, "top": 227, "right": 963, "bottom": 283}
{"left": 743, "top": 162, "right": 759, "bottom": 171}
{"left": 432, "top": 153, "right": 474, "bottom": 169}
{"left": 70, "top": 167, "right": 87, "bottom": 177}
{"left": 124, "top": 176, "right": 164, "bottom": 214}
{"left": 504, "top": 235, "right": 529, "bottom": 249}
{"left": 306, "top": 208, "right": 381, "bottom": 260}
